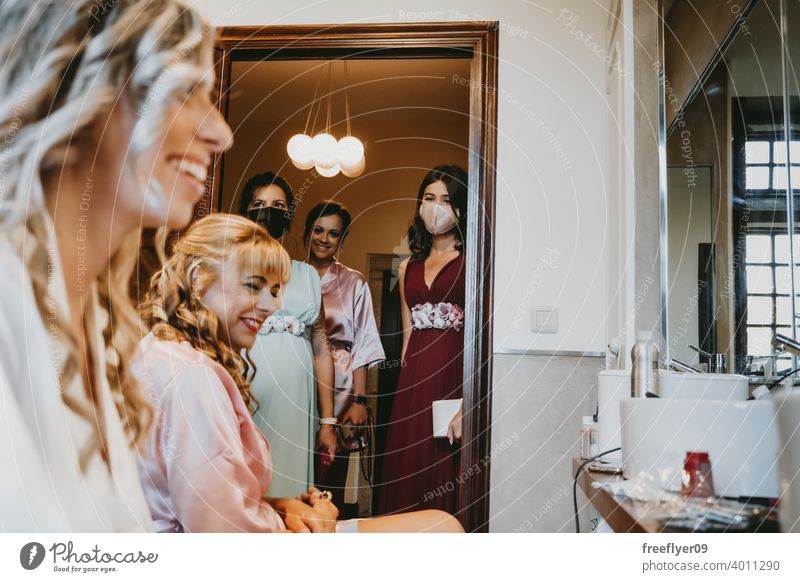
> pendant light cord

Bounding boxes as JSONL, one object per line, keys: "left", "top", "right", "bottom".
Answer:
{"left": 304, "top": 70, "right": 322, "bottom": 135}
{"left": 344, "top": 60, "right": 352, "bottom": 136}
{"left": 325, "top": 60, "right": 333, "bottom": 134}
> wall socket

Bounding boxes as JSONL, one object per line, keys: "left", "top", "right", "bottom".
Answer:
{"left": 531, "top": 305, "right": 558, "bottom": 333}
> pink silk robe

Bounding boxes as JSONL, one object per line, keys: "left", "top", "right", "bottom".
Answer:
{"left": 319, "top": 260, "right": 386, "bottom": 417}
{"left": 132, "top": 333, "right": 286, "bottom": 532}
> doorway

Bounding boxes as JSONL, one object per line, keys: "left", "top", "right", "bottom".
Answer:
{"left": 211, "top": 23, "right": 497, "bottom": 531}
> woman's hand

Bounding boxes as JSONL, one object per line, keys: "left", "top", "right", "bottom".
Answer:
{"left": 297, "top": 487, "right": 339, "bottom": 530}
{"left": 267, "top": 495, "right": 337, "bottom": 533}
{"left": 341, "top": 402, "right": 368, "bottom": 426}
{"left": 446, "top": 406, "right": 463, "bottom": 445}
{"left": 317, "top": 423, "right": 339, "bottom": 454}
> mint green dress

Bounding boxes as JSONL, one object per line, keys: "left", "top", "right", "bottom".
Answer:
{"left": 250, "top": 260, "right": 321, "bottom": 498}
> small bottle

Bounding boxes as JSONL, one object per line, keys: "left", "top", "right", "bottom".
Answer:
{"left": 681, "top": 451, "right": 715, "bottom": 498}
{"left": 580, "top": 416, "right": 593, "bottom": 459}
{"left": 590, "top": 420, "right": 598, "bottom": 457}
{"left": 631, "top": 332, "right": 660, "bottom": 397}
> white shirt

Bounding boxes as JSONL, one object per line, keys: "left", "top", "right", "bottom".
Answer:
{"left": 0, "top": 223, "right": 153, "bottom": 532}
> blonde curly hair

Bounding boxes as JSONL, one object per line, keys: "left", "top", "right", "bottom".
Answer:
{"left": 142, "top": 214, "right": 292, "bottom": 413}
{"left": 0, "top": 0, "right": 216, "bottom": 467}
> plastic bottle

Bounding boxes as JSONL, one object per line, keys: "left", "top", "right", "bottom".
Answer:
{"left": 681, "top": 451, "right": 715, "bottom": 498}
{"left": 631, "top": 332, "right": 660, "bottom": 397}
{"left": 580, "top": 416, "right": 593, "bottom": 459}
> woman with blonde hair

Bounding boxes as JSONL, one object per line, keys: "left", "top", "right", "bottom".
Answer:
{"left": 135, "top": 214, "right": 462, "bottom": 533}
{"left": 0, "top": 0, "right": 232, "bottom": 531}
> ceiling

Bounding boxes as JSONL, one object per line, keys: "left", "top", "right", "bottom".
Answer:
{"left": 227, "top": 58, "right": 472, "bottom": 130}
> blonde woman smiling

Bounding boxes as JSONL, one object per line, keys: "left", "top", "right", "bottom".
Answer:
{"left": 0, "top": 0, "right": 232, "bottom": 531}
{"left": 135, "top": 215, "right": 462, "bottom": 533}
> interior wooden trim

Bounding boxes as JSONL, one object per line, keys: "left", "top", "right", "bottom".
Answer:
{"left": 212, "top": 22, "right": 498, "bottom": 532}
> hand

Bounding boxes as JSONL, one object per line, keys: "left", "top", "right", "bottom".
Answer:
{"left": 275, "top": 498, "right": 337, "bottom": 533}
{"left": 317, "top": 424, "right": 339, "bottom": 454}
{"left": 446, "top": 406, "right": 463, "bottom": 445}
{"left": 341, "top": 402, "right": 368, "bottom": 426}
{"left": 298, "top": 486, "right": 339, "bottom": 526}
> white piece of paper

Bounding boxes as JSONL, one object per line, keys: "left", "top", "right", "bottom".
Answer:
{"left": 432, "top": 398, "right": 463, "bottom": 438}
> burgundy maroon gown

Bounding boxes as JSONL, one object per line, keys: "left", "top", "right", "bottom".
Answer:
{"left": 378, "top": 254, "right": 465, "bottom": 515}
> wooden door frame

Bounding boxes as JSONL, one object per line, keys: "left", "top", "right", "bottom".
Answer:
{"left": 212, "top": 22, "right": 498, "bottom": 532}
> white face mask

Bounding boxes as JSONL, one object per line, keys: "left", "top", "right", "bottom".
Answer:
{"left": 419, "top": 201, "right": 458, "bottom": 235}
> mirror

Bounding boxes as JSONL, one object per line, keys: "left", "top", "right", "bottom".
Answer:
{"left": 664, "top": 0, "right": 800, "bottom": 374}
{"left": 210, "top": 24, "right": 499, "bottom": 531}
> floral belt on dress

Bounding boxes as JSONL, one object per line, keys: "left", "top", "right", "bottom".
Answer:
{"left": 411, "top": 302, "right": 464, "bottom": 332}
{"left": 259, "top": 314, "right": 307, "bottom": 336}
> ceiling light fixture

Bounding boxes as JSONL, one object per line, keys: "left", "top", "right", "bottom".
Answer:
{"left": 287, "top": 60, "right": 365, "bottom": 178}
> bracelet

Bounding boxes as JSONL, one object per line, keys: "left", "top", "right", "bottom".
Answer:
{"left": 351, "top": 394, "right": 367, "bottom": 406}
{"left": 319, "top": 417, "right": 338, "bottom": 426}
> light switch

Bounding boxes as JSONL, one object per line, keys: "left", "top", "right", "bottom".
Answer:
{"left": 531, "top": 305, "right": 557, "bottom": 333}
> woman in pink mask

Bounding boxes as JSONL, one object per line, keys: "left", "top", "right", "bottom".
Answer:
{"left": 378, "top": 165, "right": 468, "bottom": 517}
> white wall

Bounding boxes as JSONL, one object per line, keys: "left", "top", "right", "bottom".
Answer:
{"left": 192, "top": 0, "right": 610, "bottom": 354}
{"left": 190, "top": 0, "right": 612, "bottom": 532}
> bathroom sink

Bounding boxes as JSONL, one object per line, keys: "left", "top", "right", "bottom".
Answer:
{"left": 773, "top": 390, "right": 800, "bottom": 532}
{"left": 620, "top": 398, "right": 780, "bottom": 498}
{"left": 658, "top": 371, "right": 749, "bottom": 400}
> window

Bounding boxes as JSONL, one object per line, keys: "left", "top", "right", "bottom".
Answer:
{"left": 744, "top": 232, "right": 798, "bottom": 372}
{"left": 744, "top": 139, "right": 800, "bottom": 192}
{"left": 732, "top": 96, "right": 800, "bottom": 373}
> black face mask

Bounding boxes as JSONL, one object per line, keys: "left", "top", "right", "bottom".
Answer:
{"left": 247, "top": 207, "right": 292, "bottom": 238}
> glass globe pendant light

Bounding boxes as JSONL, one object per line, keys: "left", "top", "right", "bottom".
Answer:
{"left": 286, "top": 60, "right": 365, "bottom": 177}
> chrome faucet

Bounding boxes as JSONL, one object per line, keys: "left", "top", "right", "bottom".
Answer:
{"left": 666, "top": 358, "right": 702, "bottom": 373}
{"left": 773, "top": 333, "right": 800, "bottom": 358}
{"left": 688, "top": 345, "right": 728, "bottom": 374}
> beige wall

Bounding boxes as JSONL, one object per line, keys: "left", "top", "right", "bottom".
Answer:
{"left": 219, "top": 60, "right": 470, "bottom": 276}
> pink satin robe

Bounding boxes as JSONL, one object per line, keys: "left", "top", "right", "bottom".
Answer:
{"left": 319, "top": 260, "right": 386, "bottom": 417}
{"left": 132, "top": 333, "right": 286, "bottom": 532}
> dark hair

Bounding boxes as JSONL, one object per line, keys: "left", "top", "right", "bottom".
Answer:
{"left": 303, "top": 200, "right": 352, "bottom": 245}
{"left": 408, "top": 165, "right": 468, "bottom": 260}
{"left": 237, "top": 171, "right": 295, "bottom": 221}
